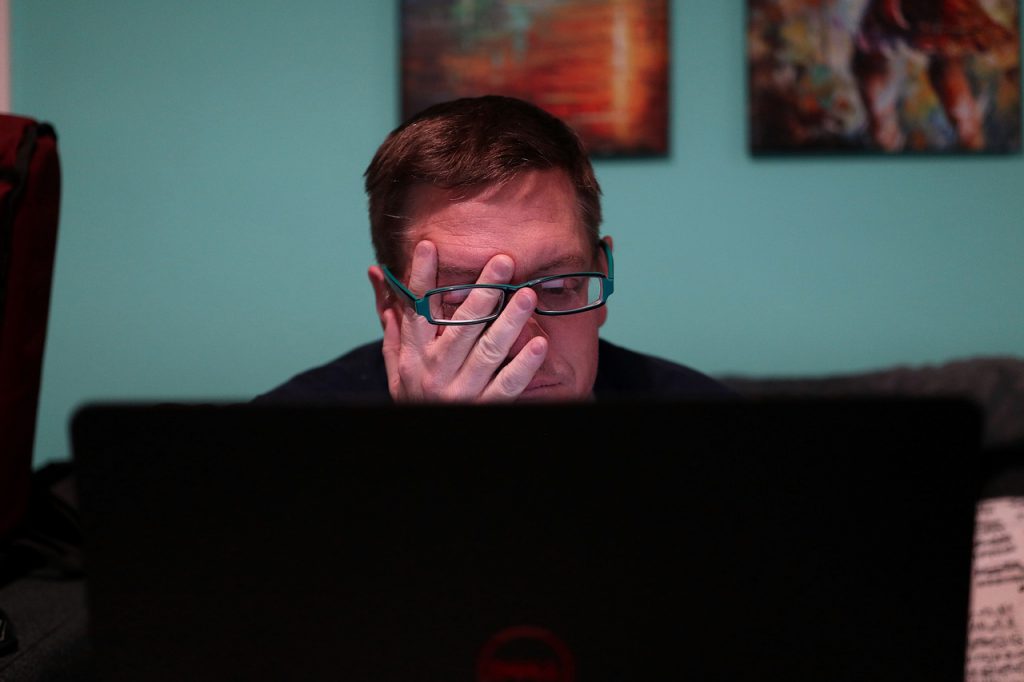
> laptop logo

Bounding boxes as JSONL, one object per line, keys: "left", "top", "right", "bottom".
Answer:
{"left": 477, "top": 625, "right": 575, "bottom": 682}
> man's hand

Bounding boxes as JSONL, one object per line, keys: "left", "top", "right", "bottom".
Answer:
{"left": 380, "top": 240, "right": 549, "bottom": 401}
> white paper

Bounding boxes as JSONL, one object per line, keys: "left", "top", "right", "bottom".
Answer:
{"left": 966, "top": 497, "right": 1024, "bottom": 681}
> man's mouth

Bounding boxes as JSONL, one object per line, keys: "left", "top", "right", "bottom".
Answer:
{"left": 523, "top": 376, "right": 559, "bottom": 393}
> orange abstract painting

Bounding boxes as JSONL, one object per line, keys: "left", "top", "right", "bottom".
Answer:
{"left": 401, "top": 0, "right": 670, "bottom": 157}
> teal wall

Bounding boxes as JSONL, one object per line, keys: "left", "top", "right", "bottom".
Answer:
{"left": 13, "top": 2, "right": 1024, "bottom": 465}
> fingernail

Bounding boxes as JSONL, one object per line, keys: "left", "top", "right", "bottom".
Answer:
{"left": 516, "top": 291, "right": 535, "bottom": 311}
{"left": 491, "top": 256, "right": 513, "bottom": 280}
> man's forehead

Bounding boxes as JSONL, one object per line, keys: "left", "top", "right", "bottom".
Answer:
{"left": 434, "top": 248, "right": 589, "bottom": 279}
{"left": 393, "top": 232, "right": 591, "bottom": 276}
{"left": 395, "top": 169, "right": 591, "bottom": 278}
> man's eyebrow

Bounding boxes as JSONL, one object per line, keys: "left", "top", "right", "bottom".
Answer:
{"left": 531, "top": 253, "right": 588, "bottom": 273}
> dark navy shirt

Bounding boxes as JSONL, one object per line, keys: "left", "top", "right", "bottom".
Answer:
{"left": 254, "top": 338, "right": 733, "bottom": 403}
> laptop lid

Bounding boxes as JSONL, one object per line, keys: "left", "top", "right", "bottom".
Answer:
{"left": 70, "top": 397, "right": 983, "bottom": 682}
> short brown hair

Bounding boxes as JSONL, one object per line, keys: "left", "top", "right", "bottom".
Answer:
{"left": 364, "top": 95, "right": 603, "bottom": 273}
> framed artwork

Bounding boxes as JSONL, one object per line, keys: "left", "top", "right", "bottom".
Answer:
{"left": 747, "top": 0, "right": 1021, "bottom": 155}
{"left": 400, "top": 0, "right": 670, "bottom": 158}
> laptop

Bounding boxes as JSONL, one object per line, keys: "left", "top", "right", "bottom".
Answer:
{"left": 70, "top": 397, "right": 983, "bottom": 682}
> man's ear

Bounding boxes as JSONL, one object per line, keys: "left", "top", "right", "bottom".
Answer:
{"left": 367, "top": 266, "right": 394, "bottom": 329}
{"left": 601, "top": 235, "right": 614, "bottom": 273}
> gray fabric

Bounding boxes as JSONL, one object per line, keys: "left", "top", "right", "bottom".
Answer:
{"left": 0, "top": 577, "right": 94, "bottom": 681}
{"left": 719, "top": 355, "right": 1024, "bottom": 448}
{"left": 0, "top": 463, "right": 92, "bottom": 681}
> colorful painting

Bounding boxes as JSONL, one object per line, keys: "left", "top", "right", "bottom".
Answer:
{"left": 747, "top": 0, "right": 1021, "bottom": 154}
{"left": 401, "top": 0, "right": 670, "bottom": 157}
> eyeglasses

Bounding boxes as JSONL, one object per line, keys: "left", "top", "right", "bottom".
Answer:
{"left": 383, "top": 241, "right": 614, "bottom": 326}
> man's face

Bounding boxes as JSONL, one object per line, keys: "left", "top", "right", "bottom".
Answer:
{"left": 397, "top": 169, "right": 608, "bottom": 401}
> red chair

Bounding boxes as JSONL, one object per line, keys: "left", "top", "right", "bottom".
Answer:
{"left": 0, "top": 115, "right": 61, "bottom": 540}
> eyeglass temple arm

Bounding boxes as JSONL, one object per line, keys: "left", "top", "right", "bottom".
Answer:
{"left": 382, "top": 266, "right": 418, "bottom": 301}
{"left": 599, "top": 241, "right": 614, "bottom": 298}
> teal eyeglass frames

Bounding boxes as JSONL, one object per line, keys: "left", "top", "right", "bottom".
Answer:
{"left": 382, "top": 241, "right": 614, "bottom": 326}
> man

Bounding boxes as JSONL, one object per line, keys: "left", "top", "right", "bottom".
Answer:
{"left": 256, "top": 95, "right": 730, "bottom": 403}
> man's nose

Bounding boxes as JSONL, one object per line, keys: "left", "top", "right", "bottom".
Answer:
{"left": 506, "top": 313, "right": 548, "bottom": 361}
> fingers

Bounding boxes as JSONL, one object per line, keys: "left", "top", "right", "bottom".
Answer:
{"left": 421, "top": 254, "right": 529, "bottom": 398}
{"left": 447, "top": 255, "right": 513, "bottom": 324}
{"left": 400, "top": 240, "right": 440, "bottom": 354}
{"left": 440, "top": 254, "right": 515, "bottom": 353}
{"left": 482, "top": 336, "right": 548, "bottom": 400}
{"left": 379, "top": 306, "right": 403, "bottom": 399}
{"left": 452, "top": 287, "right": 539, "bottom": 396}
{"left": 406, "top": 240, "right": 438, "bottom": 298}
{"left": 385, "top": 241, "right": 543, "bottom": 402}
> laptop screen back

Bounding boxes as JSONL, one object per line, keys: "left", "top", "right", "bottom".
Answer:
{"left": 70, "top": 398, "right": 983, "bottom": 682}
